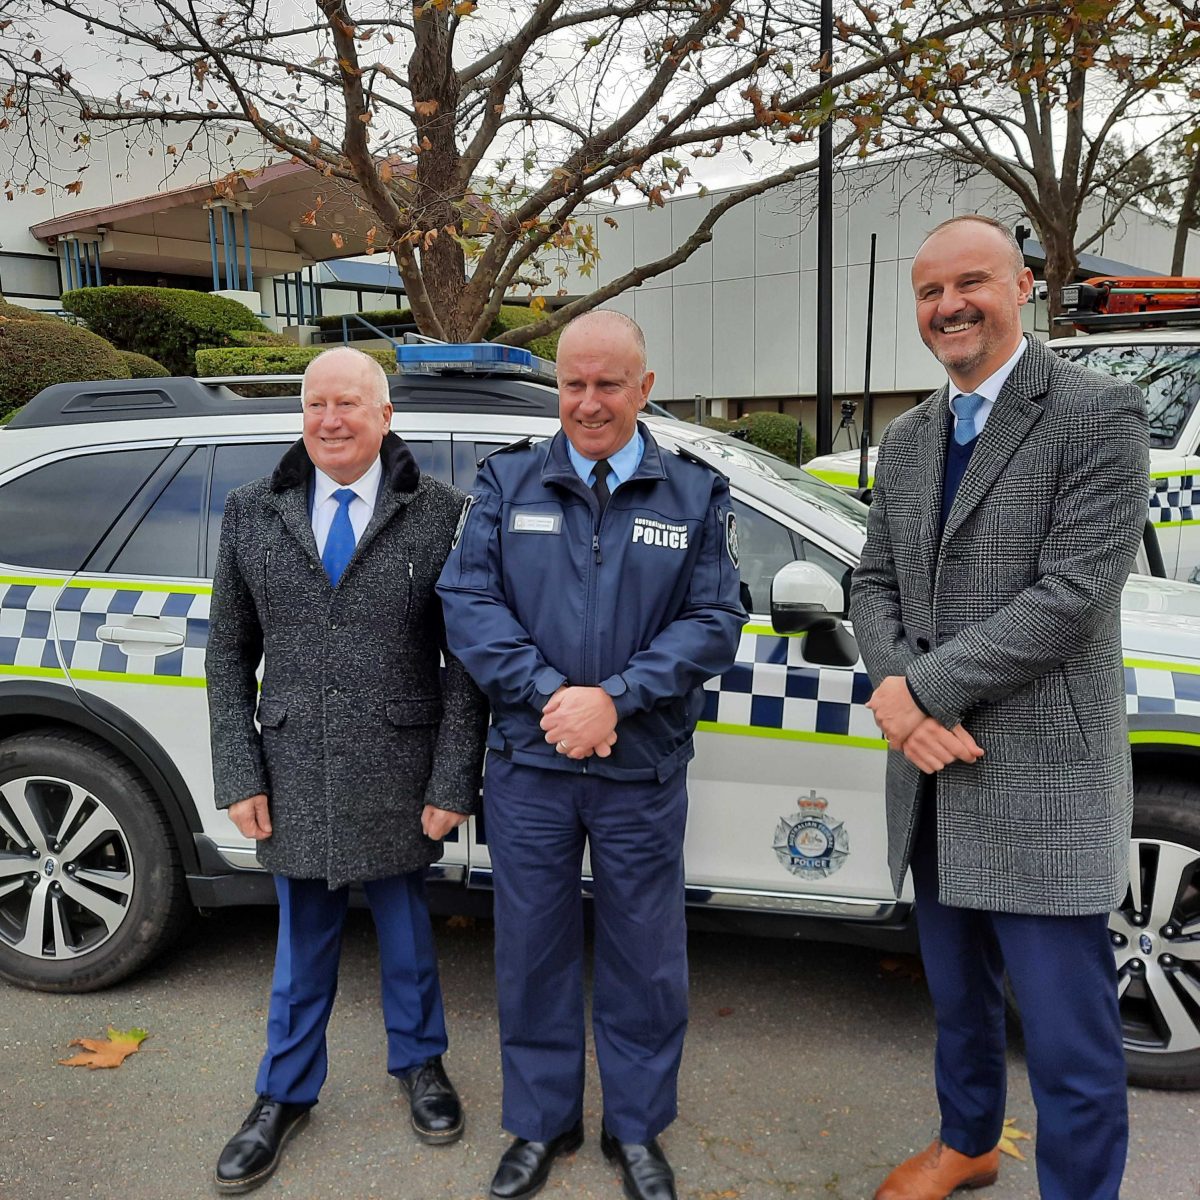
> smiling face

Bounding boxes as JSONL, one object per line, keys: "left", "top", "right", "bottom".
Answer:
{"left": 301, "top": 351, "right": 392, "bottom": 484}
{"left": 911, "top": 220, "right": 1034, "bottom": 391}
{"left": 556, "top": 316, "right": 654, "bottom": 461}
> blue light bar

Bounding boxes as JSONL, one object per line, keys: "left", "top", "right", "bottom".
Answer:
{"left": 394, "top": 341, "right": 556, "bottom": 384}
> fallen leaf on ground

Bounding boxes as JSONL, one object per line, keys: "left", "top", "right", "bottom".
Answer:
{"left": 879, "top": 955, "right": 925, "bottom": 983}
{"left": 997, "top": 1117, "right": 1032, "bottom": 1160}
{"left": 58, "top": 1027, "right": 149, "bottom": 1070}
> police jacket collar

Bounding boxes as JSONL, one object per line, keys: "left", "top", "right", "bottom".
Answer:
{"left": 270, "top": 430, "right": 421, "bottom": 495}
{"left": 541, "top": 421, "right": 667, "bottom": 492}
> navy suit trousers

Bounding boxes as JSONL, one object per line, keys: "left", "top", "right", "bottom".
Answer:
{"left": 256, "top": 871, "right": 449, "bottom": 1105}
{"left": 483, "top": 752, "right": 689, "bottom": 1144}
{"left": 911, "top": 785, "right": 1128, "bottom": 1200}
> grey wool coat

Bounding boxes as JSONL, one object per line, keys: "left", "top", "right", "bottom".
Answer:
{"left": 206, "top": 432, "right": 488, "bottom": 888}
{"left": 849, "top": 335, "right": 1149, "bottom": 916}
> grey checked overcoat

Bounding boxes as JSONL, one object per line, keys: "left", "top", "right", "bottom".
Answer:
{"left": 206, "top": 432, "right": 488, "bottom": 888}
{"left": 849, "top": 335, "right": 1149, "bottom": 916}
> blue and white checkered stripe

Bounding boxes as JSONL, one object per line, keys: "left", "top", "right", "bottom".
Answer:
{"left": 1149, "top": 475, "right": 1196, "bottom": 526}
{"left": 0, "top": 578, "right": 210, "bottom": 682}
{"left": 701, "top": 628, "right": 882, "bottom": 742}
{"left": 1125, "top": 664, "right": 1200, "bottom": 717}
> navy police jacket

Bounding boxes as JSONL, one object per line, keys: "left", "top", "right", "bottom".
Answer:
{"left": 436, "top": 423, "right": 746, "bottom": 781}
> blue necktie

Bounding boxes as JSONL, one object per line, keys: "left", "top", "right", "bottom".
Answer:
{"left": 321, "top": 488, "right": 357, "bottom": 585}
{"left": 951, "top": 392, "right": 985, "bottom": 445}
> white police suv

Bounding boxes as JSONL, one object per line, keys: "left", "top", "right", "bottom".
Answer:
{"left": 1, "top": 345, "right": 1198, "bottom": 1091}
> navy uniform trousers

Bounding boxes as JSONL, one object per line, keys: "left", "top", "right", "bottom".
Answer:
{"left": 911, "top": 782, "right": 1128, "bottom": 1200}
{"left": 484, "top": 752, "right": 689, "bottom": 1145}
{"left": 256, "top": 871, "right": 448, "bottom": 1106}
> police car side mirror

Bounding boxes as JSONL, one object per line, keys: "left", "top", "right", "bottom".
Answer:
{"left": 770, "top": 561, "right": 846, "bottom": 635}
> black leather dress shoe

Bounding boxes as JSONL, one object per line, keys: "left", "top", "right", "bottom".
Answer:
{"left": 397, "top": 1055, "right": 464, "bottom": 1144}
{"left": 214, "top": 1097, "right": 310, "bottom": 1193}
{"left": 488, "top": 1120, "right": 584, "bottom": 1199}
{"left": 600, "top": 1126, "right": 677, "bottom": 1200}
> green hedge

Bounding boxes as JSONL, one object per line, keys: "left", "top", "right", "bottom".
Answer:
{"left": 228, "top": 329, "right": 293, "bottom": 348}
{"left": 314, "top": 307, "right": 413, "bottom": 333}
{"left": 195, "top": 346, "right": 397, "bottom": 376}
{"left": 0, "top": 316, "right": 129, "bottom": 418}
{"left": 702, "top": 411, "right": 815, "bottom": 464}
{"left": 118, "top": 349, "right": 169, "bottom": 378}
{"left": 488, "top": 305, "right": 559, "bottom": 360}
{"left": 61, "top": 286, "right": 266, "bottom": 375}
{"left": 0, "top": 299, "right": 60, "bottom": 323}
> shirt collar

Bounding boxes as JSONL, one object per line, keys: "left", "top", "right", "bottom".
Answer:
{"left": 948, "top": 336, "right": 1028, "bottom": 406}
{"left": 312, "top": 455, "right": 383, "bottom": 509}
{"left": 566, "top": 427, "right": 644, "bottom": 487}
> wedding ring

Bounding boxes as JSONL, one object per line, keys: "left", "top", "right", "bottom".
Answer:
{"left": 557, "top": 740, "right": 569, "bottom": 752}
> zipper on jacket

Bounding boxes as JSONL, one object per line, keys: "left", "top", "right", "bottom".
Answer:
{"left": 592, "top": 533, "right": 601, "bottom": 564}
{"left": 403, "top": 561, "right": 414, "bottom": 625}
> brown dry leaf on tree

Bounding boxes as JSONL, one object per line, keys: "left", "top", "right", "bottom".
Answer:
{"left": 996, "top": 1117, "right": 1033, "bottom": 1161}
{"left": 59, "top": 1027, "right": 149, "bottom": 1070}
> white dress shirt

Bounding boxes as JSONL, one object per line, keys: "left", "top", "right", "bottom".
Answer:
{"left": 947, "top": 336, "right": 1028, "bottom": 438}
{"left": 310, "top": 457, "right": 382, "bottom": 555}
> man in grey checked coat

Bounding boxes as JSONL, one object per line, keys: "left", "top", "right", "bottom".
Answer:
{"left": 850, "top": 216, "right": 1148, "bottom": 1200}
{"left": 206, "top": 347, "right": 487, "bottom": 1193}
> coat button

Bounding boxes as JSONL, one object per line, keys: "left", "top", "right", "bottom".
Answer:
{"left": 916, "top": 637, "right": 930, "bottom": 652}
{"left": 328, "top": 686, "right": 339, "bottom": 696}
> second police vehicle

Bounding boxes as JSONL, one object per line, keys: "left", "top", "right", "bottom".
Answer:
{"left": 0, "top": 342, "right": 1198, "bottom": 1093}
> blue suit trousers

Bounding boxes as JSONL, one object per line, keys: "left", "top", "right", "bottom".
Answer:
{"left": 255, "top": 871, "right": 449, "bottom": 1106}
{"left": 911, "top": 787, "right": 1128, "bottom": 1200}
{"left": 484, "top": 753, "right": 689, "bottom": 1144}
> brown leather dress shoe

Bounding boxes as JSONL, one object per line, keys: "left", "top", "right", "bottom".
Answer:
{"left": 874, "top": 1140, "right": 1000, "bottom": 1200}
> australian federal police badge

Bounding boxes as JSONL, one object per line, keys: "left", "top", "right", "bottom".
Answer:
{"left": 773, "top": 790, "right": 849, "bottom": 879}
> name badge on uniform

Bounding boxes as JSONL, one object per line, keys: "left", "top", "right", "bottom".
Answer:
{"left": 509, "top": 509, "right": 563, "bottom": 534}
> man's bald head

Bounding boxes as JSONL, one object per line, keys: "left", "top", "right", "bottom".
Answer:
{"left": 558, "top": 310, "right": 647, "bottom": 375}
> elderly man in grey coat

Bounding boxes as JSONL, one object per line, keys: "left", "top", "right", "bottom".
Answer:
{"left": 206, "top": 346, "right": 487, "bottom": 1194}
{"left": 851, "top": 216, "right": 1148, "bottom": 1200}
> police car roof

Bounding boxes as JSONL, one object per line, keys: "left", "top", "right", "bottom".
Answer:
{"left": 7, "top": 371, "right": 560, "bottom": 430}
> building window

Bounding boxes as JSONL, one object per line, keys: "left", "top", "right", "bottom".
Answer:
{"left": 0, "top": 253, "right": 62, "bottom": 301}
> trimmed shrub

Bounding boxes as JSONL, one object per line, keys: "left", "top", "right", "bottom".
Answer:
{"left": 700, "top": 411, "right": 815, "bottom": 465}
{"left": 195, "top": 346, "right": 397, "bottom": 377}
{"left": 61, "top": 286, "right": 267, "bottom": 375}
{"left": 228, "top": 329, "right": 293, "bottom": 348}
{"left": 118, "top": 350, "right": 170, "bottom": 378}
{"left": 488, "top": 305, "right": 560, "bottom": 360}
{"left": 314, "top": 307, "right": 413, "bottom": 333}
{"left": 0, "top": 315, "right": 130, "bottom": 418}
{"left": 0, "top": 299, "right": 60, "bottom": 323}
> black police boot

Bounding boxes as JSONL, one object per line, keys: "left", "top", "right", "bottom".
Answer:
{"left": 600, "top": 1125, "right": 677, "bottom": 1200}
{"left": 488, "top": 1120, "right": 584, "bottom": 1199}
{"left": 214, "top": 1097, "right": 310, "bottom": 1193}
{"left": 396, "top": 1055, "right": 464, "bottom": 1144}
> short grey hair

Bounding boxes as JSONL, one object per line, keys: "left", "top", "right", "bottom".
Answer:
{"left": 300, "top": 346, "right": 391, "bottom": 408}
{"left": 921, "top": 215, "right": 1027, "bottom": 275}
{"left": 558, "top": 309, "right": 648, "bottom": 374}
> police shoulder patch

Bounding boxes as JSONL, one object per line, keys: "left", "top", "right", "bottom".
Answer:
{"left": 451, "top": 495, "right": 475, "bottom": 549}
{"left": 724, "top": 509, "right": 739, "bottom": 568}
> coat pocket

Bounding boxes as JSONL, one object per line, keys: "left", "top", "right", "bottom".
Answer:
{"left": 257, "top": 697, "right": 288, "bottom": 729}
{"left": 385, "top": 697, "right": 443, "bottom": 727}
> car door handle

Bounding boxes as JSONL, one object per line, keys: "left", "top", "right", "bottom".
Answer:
{"left": 97, "top": 624, "right": 185, "bottom": 648}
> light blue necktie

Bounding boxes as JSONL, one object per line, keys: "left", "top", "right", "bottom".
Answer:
{"left": 321, "top": 488, "right": 357, "bottom": 585}
{"left": 951, "top": 392, "right": 985, "bottom": 446}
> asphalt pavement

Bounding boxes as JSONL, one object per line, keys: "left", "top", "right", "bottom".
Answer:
{"left": 1, "top": 908, "right": 1195, "bottom": 1200}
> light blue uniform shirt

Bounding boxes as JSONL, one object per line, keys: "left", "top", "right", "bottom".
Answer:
{"left": 566, "top": 428, "right": 645, "bottom": 489}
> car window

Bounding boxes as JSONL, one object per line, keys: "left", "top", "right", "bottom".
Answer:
{"left": 732, "top": 498, "right": 797, "bottom": 614}
{"left": 206, "top": 443, "right": 291, "bottom": 573}
{"left": 109, "top": 448, "right": 207, "bottom": 578}
{"left": 453, "top": 439, "right": 510, "bottom": 487}
{"left": 406, "top": 439, "right": 452, "bottom": 484}
{"left": 0, "top": 447, "right": 170, "bottom": 572}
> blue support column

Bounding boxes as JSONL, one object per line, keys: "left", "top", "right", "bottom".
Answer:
{"left": 229, "top": 208, "right": 240, "bottom": 290}
{"left": 220, "top": 207, "right": 235, "bottom": 290}
{"left": 58, "top": 243, "right": 71, "bottom": 292}
{"left": 241, "top": 209, "right": 254, "bottom": 290}
{"left": 208, "top": 209, "right": 220, "bottom": 290}
{"left": 93, "top": 241, "right": 103, "bottom": 286}
{"left": 70, "top": 240, "right": 83, "bottom": 291}
{"left": 312, "top": 266, "right": 323, "bottom": 316}
{"left": 295, "top": 270, "right": 305, "bottom": 324}
{"left": 84, "top": 242, "right": 95, "bottom": 286}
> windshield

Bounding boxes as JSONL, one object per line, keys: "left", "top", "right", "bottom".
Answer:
{"left": 686, "top": 434, "right": 870, "bottom": 533}
{"left": 1055, "top": 342, "right": 1200, "bottom": 449}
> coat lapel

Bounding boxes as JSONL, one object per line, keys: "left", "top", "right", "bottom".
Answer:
{"left": 940, "top": 337, "right": 1048, "bottom": 547}
{"left": 266, "top": 484, "right": 323, "bottom": 569}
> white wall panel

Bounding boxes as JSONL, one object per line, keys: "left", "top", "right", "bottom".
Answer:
{"left": 754, "top": 273, "right": 800, "bottom": 396}
{"left": 670, "top": 195, "right": 713, "bottom": 286}
{"left": 712, "top": 278, "right": 756, "bottom": 397}
{"left": 634, "top": 289, "right": 675, "bottom": 398}
{"left": 711, "top": 199, "right": 756, "bottom": 282}
{"left": 754, "top": 195, "right": 801, "bottom": 278}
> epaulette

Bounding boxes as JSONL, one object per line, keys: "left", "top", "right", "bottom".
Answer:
{"left": 479, "top": 436, "right": 536, "bottom": 467}
{"left": 674, "top": 444, "right": 730, "bottom": 479}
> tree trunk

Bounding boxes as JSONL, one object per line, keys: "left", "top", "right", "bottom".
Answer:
{"left": 1171, "top": 150, "right": 1200, "bottom": 276}
{"left": 1040, "top": 229, "right": 1079, "bottom": 335}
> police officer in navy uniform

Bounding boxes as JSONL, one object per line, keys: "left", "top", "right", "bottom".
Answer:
{"left": 437, "top": 311, "right": 745, "bottom": 1200}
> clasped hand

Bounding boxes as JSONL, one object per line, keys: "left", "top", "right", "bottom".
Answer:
{"left": 540, "top": 686, "right": 618, "bottom": 759}
{"left": 866, "top": 675, "right": 983, "bottom": 773}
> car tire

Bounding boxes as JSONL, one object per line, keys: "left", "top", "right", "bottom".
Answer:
{"left": 0, "top": 728, "right": 189, "bottom": 992}
{"left": 1112, "top": 776, "right": 1200, "bottom": 1090}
